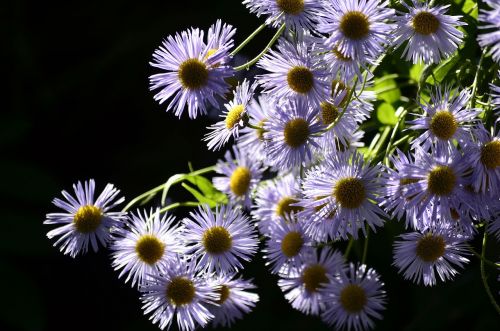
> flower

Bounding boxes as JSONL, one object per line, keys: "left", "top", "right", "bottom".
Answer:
{"left": 408, "top": 86, "right": 481, "bottom": 152}
{"left": 243, "top": 0, "right": 324, "bottom": 31}
{"left": 478, "top": 0, "right": 500, "bottom": 63}
{"left": 205, "top": 79, "right": 258, "bottom": 150}
{"left": 209, "top": 274, "right": 260, "bottom": 327}
{"left": 182, "top": 204, "right": 258, "bottom": 273}
{"left": 257, "top": 37, "right": 329, "bottom": 106}
{"left": 318, "top": 0, "right": 395, "bottom": 61}
{"left": 393, "top": 227, "right": 470, "bottom": 286}
{"left": 149, "top": 21, "right": 235, "bottom": 119}
{"left": 393, "top": 1, "right": 465, "bottom": 64}
{"left": 490, "top": 72, "right": 500, "bottom": 118}
{"left": 44, "top": 179, "right": 126, "bottom": 257}
{"left": 321, "top": 263, "right": 386, "bottom": 331}
{"left": 213, "top": 146, "right": 264, "bottom": 208}
{"left": 318, "top": 42, "right": 365, "bottom": 81}
{"left": 140, "top": 258, "right": 217, "bottom": 331}
{"left": 110, "top": 209, "right": 185, "bottom": 287}
{"left": 278, "top": 248, "right": 344, "bottom": 315}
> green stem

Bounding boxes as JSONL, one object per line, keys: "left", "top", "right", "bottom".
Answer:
{"left": 467, "top": 244, "right": 500, "bottom": 268}
{"left": 370, "top": 126, "right": 392, "bottom": 161}
{"left": 321, "top": 76, "right": 359, "bottom": 134}
{"left": 384, "top": 109, "right": 407, "bottom": 166}
{"left": 247, "top": 123, "right": 265, "bottom": 131}
{"left": 480, "top": 230, "right": 500, "bottom": 316}
{"left": 361, "top": 226, "right": 370, "bottom": 265}
{"left": 234, "top": 24, "right": 286, "bottom": 71}
{"left": 230, "top": 23, "right": 267, "bottom": 56}
{"left": 160, "top": 165, "right": 216, "bottom": 205}
{"left": 470, "top": 49, "right": 487, "bottom": 109}
{"left": 122, "top": 184, "right": 165, "bottom": 212}
{"left": 344, "top": 237, "right": 354, "bottom": 260}
{"left": 158, "top": 201, "right": 201, "bottom": 214}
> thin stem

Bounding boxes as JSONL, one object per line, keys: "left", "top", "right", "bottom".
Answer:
{"left": 467, "top": 244, "right": 500, "bottom": 268}
{"left": 122, "top": 184, "right": 166, "bottom": 212}
{"left": 480, "top": 230, "right": 500, "bottom": 316}
{"left": 160, "top": 165, "right": 216, "bottom": 205}
{"left": 361, "top": 225, "right": 370, "bottom": 265}
{"left": 234, "top": 24, "right": 286, "bottom": 72}
{"left": 247, "top": 123, "right": 264, "bottom": 131}
{"left": 344, "top": 237, "right": 355, "bottom": 259}
{"left": 370, "top": 126, "right": 392, "bottom": 161}
{"left": 158, "top": 201, "right": 201, "bottom": 214}
{"left": 470, "top": 49, "right": 487, "bottom": 109}
{"left": 321, "top": 76, "right": 359, "bottom": 134}
{"left": 384, "top": 109, "right": 407, "bottom": 166}
{"left": 230, "top": 23, "right": 267, "bottom": 56}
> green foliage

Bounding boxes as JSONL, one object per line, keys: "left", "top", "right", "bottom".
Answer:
{"left": 377, "top": 103, "right": 398, "bottom": 126}
{"left": 183, "top": 175, "right": 228, "bottom": 207}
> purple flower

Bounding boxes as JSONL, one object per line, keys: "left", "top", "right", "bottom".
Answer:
{"left": 478, "top": 0, "right": 500, "bottom": 63}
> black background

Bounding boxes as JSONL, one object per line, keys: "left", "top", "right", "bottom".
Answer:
{"left": 3, "top": 1, "right": 499, "bottom": 330}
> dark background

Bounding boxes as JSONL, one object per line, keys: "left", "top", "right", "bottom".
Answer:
{"left": 3, "top": 1, "right": 499, "bottom": 330}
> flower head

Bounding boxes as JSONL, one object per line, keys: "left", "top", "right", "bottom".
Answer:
{"left": 478, "top": 0, "right": 500, "bottom": 63}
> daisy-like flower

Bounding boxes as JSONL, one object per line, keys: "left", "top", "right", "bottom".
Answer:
{"left": 408, "top": 86, "right": 481, "bottom": 152}
{"left": 110, "top": 209, "right": 185, "bottom": 287}
{"left": 44, "top": 179, "right": 126, "bottom": 257}
{"left": 278, "top": 248, "right": 344, "bottom": 315}
{"left": 253, "top": 174, "right": 303, "bottom": 234}
{"left": 182, "top": 204, "right": 258, "bottom": 273}
{"left": 264, "top": 220, "right": 313, "bottom": 274}
{"left": 140, "top": 258, "right": 217, "bottom": 331}
{"left": 213, "top": 146, "right": 264, "bottom": 208}
{"left": 263, "top": 98, "right": 322, "bottom": 170}
{"left": 317, "top": 41, "right": 365, "bottom": 81}
{"left": 208, "top": 274, "right": 260, "bottom": 327}
{"left": 205, "top": 79, "right": 258, "bottom": 150}
{"left": 299, "top": 151, "right": 389, "bottom": 239}
{"left": 318, "top": 0, "right": 395, "bottom": 61}
{"left": 393, "top": 227, "right": 471, "bottom": 286}
{"left": 329, "top": 76, "right": 375, "bottom": 123}
{"left": 257, "top": 37, "right": 329, "bottom": 107}
{"left": 478, "top": 0, "right": 500, "bottom": 63}
{"left": 321, "top": 263, "right": 386, "bottom": 331}
{"left": 491, "top": 73, "right": 500, "bottom": 118}
{"left": 149, "top": 20, "right": 235, "bottom": 119}
{"left": 243, "top": 0, "right": 323, "bottom": 31}
{"left": 393, "top": 1, "right": 465, "bottom": 64}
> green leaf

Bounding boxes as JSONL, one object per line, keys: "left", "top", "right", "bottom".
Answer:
{"left": 374, "top": 77, "right": 401, "bottom": 104}
{"left": 410, "top": 63, "right": 424, "bottom": 82}
{"left": 185, "top": 175, "right": 228, "bottom": 204}
{"left": 426, "top": 52, "right": 460, "bottom": 85}
{"left": 377, "top": 103, "right": 398, "bottom": 126}
{"left": 181, "top": 182, "right": 227, "bottom": 208}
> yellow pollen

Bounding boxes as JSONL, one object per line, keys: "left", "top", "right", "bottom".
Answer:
{"left": 276, "top": 196, "right": 303, "bottom": 217}
{"left": 205, "top": 48, "right": 218, "bottom": 59}
{"left": 276, "top": 0, "right": 304, "bottom": 15}
{"left": 225, "top": 104, "right": 245, "bottom": 129}
{"left": 480, "top": 140, "right": 500, "bottom": 169}
{"left": 229, "top": 166, "right": 251, "bottom": 196}
{"left": 73, "top": 205, "right": 102, "bottom": 233}
{"left": 256, "top": 119, "right": 267, "bottom": 141}
{"left": 333, "top": 177, "right": 366, "bottom": 209}
{"left": 284, "top": 118, "right": 310, "bottom": 148}
{"left": 302, "top": 264, "right": 328, "bottom": 293}
{"left": 427, "top": 165, "right": 456, "bottom": 196}
{"left": 340, "top": 284, "right": 367, "bottom": 313}
{"left": 287, "top": 66, "right": 314, "bottom": 94}
{"left": 412, "top": 11, "right": 440, "bottom": 35}
{"left": 217, "top": 285, "right": 231, "bottom": 304}
{"left": 340, "top": 11, "right": 370, "bottom": 40}
{"left": 332, "top": 47, "right": 351, "bottom": 62}
{"left": 430, "top": 111, "right": 457, "bottom": 140}
{"left": 281, "top": 231, "right": 304, "bottom": 258}
{"left": 166, "top": 277, "right": 196, "bottom": 306}
{"left": 135, "top": 234, "right": 165, "bottom": 265}
{"left": 178, "top": 58, "right": 209, "bottom": 90}
{"left": 416, "top": 233, "right": 446, "bottom": 262}
{"left": 202, "top": 226, "right": 232, "bottom": 254}
{"left": 320, "top": 101, "right": 340, "bottom": 125}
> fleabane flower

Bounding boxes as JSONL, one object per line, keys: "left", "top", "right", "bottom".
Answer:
{"left": 110, "top": 209, "right": 185, "bottom": 287}
{"left": 393, "top": 227, "right": 471, "bottom": 286}
{"left": 318, "top": 0, "right": 395, "bottom": 61}
{"left": 149, "top": 20, "right": 235, "bottom": 119}
{"left": 478, "top": 0, "right": 500, "bottom": 63}
{"left": 182, "top": 204, "right": 258, "bottom": 273}
{"left": 491, "top": 72, "right": 500, "bottom": 118}
{"left": 140, "top": 258, "right": 217, "bottom": 331}
{"left": 393, "top": 1, "right": 465, "bottom": 64}
{"left": 321, "top": 263, "right": 386, "bottom": 331}
{"left": 44, "top": 179, "right": 126, "bottom": 257}
{"left": 257, "top": 37, "right": 329, "bottom": 106}
{"left": 243, "top": 0, "right": 323, "bottom": 31}
{"left": 408, "top": 86, "right": 481, "bottom": 152}
{"left": 213, "top": 146, "right": 264, "bottom": 208}
{"left": 205, "top": 79, "right": 258, "bottom": 150}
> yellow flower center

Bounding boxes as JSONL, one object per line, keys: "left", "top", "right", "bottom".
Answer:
{"left": 73, "top": 205, "right": 103, "bottom": 233}
{"left": 430, "top": 111, "right": 457, "bottom": 140}
{"left": 427, "top": 165, "right": 456, "bottom": 196}
{"left": 320, "top": 101, "right": 339, "bottom": 125}
{"left": 284, "top": 118, "right": 310, "bottom": 148}
{"left": 135, "top": 234, "right": 165, "bottom": 265}
{"left": 302, "top": 264, "right": 328, "bottom": 293}
{"left": 217, "top": 285, "right": 231, "bottom": 304}
{"left": 287, "top": 66, "right": 314, "bottom": 94}
{"left": 178, "top": 58, "right": 209, "bottom": 90}
{"left": 281, "top": 231, "right": 304, "bottom": 258}
{"left": 340, "top": 284, "right": 367, "bottom": 313}
{"left": 276, "top": 0, "right": 304, "bottom": 15}
{"left": 166, "top": 277, "right": 196, "bottom": 306}
{"left": 416, "top": 233, "right": 446, "bottom": 262}
{"left": 480, "top": 140, "right": 500, "bottom": 169}
{"left": 202, "top": 226, "right": 232, "bottom": 254}
{"left": 412, "top": 11, "right": 440, "bottom": 35}
{"left": 276, "top": 196, "right": 303, "bottom": 217}
{"left": 340, "top": 11, "right": 370, "bottom": 40}
{"left": 229, "top": 166, "right": 251, "bottom": 196}
{"left": 225, "top": 104, "right": 245, "bottom": 129}
{"left": 333, "top": 177, "right": 366, "bottom": 209}
{"left": 332, "top": 47, "right": 351, "bottom": 62}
